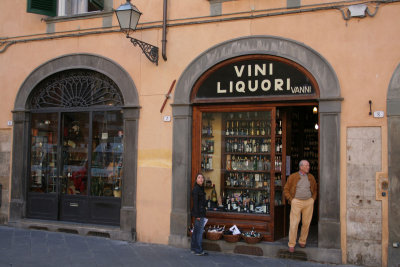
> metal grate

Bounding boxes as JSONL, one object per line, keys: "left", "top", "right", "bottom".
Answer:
{"left": 30, "top": 70, "right": 123, "bottom": 110}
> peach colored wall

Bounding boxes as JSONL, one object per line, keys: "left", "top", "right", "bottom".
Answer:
{"left": 1, "top": 1, "right": 398, "bottom": 262}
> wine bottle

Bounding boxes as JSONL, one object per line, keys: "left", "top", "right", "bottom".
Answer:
{"left": 233, "top": 138, "right": 238, "bottom": 152}
{"left": 262, "top": 197, "right": 267, "bottom": 214}
{"left": 256, "top": 121, "right": 260, "bottom": 136}
{"left": 278, "top": 120, "right": 282, "bottom": 135}
{"left": 235, "top": 121, "right": 240, "bottom": 136}
{"left": 257, "top": 156, "right": 263, "bottom": 171}
{"left": 226, "top": 155, "right": 231, "bottom": 171}
{"left": 261, "top": 121, "right": 266, "bottom": 136}
{"left": 249, "top": 197, "right": 254, "bottom": 212}
{"left": 211, "top": 184, "right": 217, "bottom": 203}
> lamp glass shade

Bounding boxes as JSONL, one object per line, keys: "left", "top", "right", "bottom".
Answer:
{"left": 115, "top": 1, "right": 142, "bottom": 31}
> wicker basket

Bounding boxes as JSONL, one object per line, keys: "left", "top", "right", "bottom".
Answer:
{"left": 242, "top": 235, "right": 262, "bottom": 244}
{"left": 223, "top": 234, "right": 241, "bottom": 243}
{"left": 206, "top": 231, "right": 223, "bottom": 240}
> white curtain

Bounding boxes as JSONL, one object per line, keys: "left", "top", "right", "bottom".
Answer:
{"left": 58, "top": 0, "right": 88, "bottom": 16}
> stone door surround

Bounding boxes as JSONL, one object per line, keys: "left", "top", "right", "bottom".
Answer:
{"left": 169, "top": 36, "right": 342, "bottom": 252}
{"left": 10, "top": 53, "right": 139, "bottom": 241}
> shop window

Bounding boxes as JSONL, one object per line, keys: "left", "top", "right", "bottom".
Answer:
{"left": 27, "top": 0, "right": 104, "bottom": 17}
{"left": 90, "top": 111, "right": 123, "bottom": 198}
{"left": 28, "top": 69, "right": 124, "bottom": 224}
{"left": 200, "top": 110, "right": 275, "bottom": 213}
{"left": 193, "top": 105, "right": 288, "bottom": 241}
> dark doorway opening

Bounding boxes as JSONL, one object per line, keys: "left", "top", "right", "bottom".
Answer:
{"left": 276, "top": 105, "right": 319, "bottom": 246}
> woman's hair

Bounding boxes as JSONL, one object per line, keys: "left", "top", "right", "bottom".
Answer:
{"left": 196, "top": 173, "right": 204, "bottom": 179}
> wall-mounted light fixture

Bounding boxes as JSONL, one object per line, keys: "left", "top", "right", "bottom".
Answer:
{"left": 115, "top": 0, "right": 159, "bottom": 65}
{"left": 313, "top": 106, "right": 318, "bottom": 114}
{"left": 340, "top": 3, "right": 380, "bottom": 21}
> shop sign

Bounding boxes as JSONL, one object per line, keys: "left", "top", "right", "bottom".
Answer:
{"left": 195, "top": 58, "right": 315, "bottom": 99}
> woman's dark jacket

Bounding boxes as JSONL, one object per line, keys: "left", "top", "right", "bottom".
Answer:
{"left": 191, "top": 183, "right": 206, "bottom": 218}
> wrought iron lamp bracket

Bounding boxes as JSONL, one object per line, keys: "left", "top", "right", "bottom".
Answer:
{"left": 127, "top": 35, "right": 159, "bottom": 65}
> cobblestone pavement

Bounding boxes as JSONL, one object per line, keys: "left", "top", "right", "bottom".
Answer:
{"left": 0, "top": 226, "right": 360, "bottom": 267}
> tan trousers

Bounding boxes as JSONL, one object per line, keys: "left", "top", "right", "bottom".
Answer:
{"left": 288, "top": 198, "right": 314, "bottom": 248}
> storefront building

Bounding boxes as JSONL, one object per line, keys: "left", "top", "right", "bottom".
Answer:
{"left": 1, "top": 1, "right": 400, "bottom": 266}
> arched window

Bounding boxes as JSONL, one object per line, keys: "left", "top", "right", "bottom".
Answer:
{"left": 30, "top": 69, "right": 123, "bottom": 109}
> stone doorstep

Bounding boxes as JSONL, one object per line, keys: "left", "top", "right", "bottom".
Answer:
{"left": 9, "top": 219, "right": 135, "bottom": 241}
{"left": 202, "top": 239, "right": 342, "bottom": 265}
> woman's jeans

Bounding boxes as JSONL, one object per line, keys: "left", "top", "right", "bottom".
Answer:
{"left": 191, "top": 217, "right": 205, "bottom": 253}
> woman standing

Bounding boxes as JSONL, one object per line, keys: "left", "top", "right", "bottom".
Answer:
{"left": 191, "top": 173, "right": 208, "bottom": 256}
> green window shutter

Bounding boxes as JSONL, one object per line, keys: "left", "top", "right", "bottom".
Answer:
{"left": 27, "top": 0, "right": 57, "bottom": 17}
{"left": 89, "top": 0, "right": 104, "bottom": 10}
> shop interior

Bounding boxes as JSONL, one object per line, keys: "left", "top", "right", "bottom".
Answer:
{"left": 193, "top": 104, "right": 319, "bottom": 243}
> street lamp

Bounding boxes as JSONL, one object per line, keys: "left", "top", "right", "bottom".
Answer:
{"left": 115, "top": 0, "right": 159, "bottom": 65}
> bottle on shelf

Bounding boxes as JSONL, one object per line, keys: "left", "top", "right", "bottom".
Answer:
{"left": 249, "top": 197, "right": 255, "bottom": 212}
{"left": 226, "top": 196, "right": 231, "bottom": 211}
{"left": 261, "top": 121, "right": 266, "bottom": 136}
{"left": 211, "top": 184, "right": 217, "bottom": 203}
{"left": 262, "top": 196, "right": 267, "bottom": 214}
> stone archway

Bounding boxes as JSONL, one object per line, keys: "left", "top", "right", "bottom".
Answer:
{"left": 387, "top": 63, "right": 400, "bottom": 266}
{"left": 169, "top": 36, "right": 342, "bottom": 253}
{"left": 10, "top": 54, "right": 139, "bottom": 240}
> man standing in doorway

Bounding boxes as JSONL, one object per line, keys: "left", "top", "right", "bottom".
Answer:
{"left": 284, "top": 160, "right": 317, "bottom": 252}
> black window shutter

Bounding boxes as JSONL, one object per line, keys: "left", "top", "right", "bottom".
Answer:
{"left": 27, "top": 0, "right": 57, "bottom": 17}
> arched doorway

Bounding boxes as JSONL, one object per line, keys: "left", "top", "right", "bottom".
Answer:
{"left": 10, "top": 54, "right": 139, "bottom": 239}
{"left": 387, "top": 63, "right": 400, "bottom": 266}
{"left": 169, "top": 36, "right": 341, "bottom": 257}
{"left": 27, "top": 69, "right": 124, "bottom": 225}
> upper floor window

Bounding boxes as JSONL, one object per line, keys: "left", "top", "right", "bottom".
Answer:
{"left": 58, "top": 0, "right": 104, "bottom": 16}
{"left": 27, "top": 0, "right": 104, "bottom": 17}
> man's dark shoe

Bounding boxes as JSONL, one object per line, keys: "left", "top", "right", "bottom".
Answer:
{"left": 195, "top": 251, "right": 208, "bottom": 256}
{"left": 289, "top": 247, "right": 295, "bottom": 253}
{"left": 299, "top": 243, "right": 306, "bottom": 248}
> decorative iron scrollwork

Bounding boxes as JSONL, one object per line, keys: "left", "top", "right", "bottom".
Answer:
{"left": 128, "top": 36, "right": 159, "bottom": 65}
{"left": 30, "top": 70, "right": 123, "bottom": 109}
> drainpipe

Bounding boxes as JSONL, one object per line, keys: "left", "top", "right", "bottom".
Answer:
{"left": 162, "top": 0, "right": 167, "bottom": 61}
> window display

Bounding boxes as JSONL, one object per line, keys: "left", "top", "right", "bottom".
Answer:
{"left": 61, "top": 113, "right": 89, "bottom": 196}
{"left": 193, "top": 105, "right": 287, "bottom": 241}
{"left": 30, "top": 113, "right": 58, "bottom": 193}
{"left": 90, "top": 111, "right": 123, "bottom": 198}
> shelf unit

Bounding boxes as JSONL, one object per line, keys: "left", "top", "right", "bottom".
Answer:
{"left": 192, "top": 105, "right": 288, "bottom": 241}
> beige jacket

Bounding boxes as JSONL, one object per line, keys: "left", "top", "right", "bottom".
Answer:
{"left": 283, "top": 172, "right": 317, "bottom": 204}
